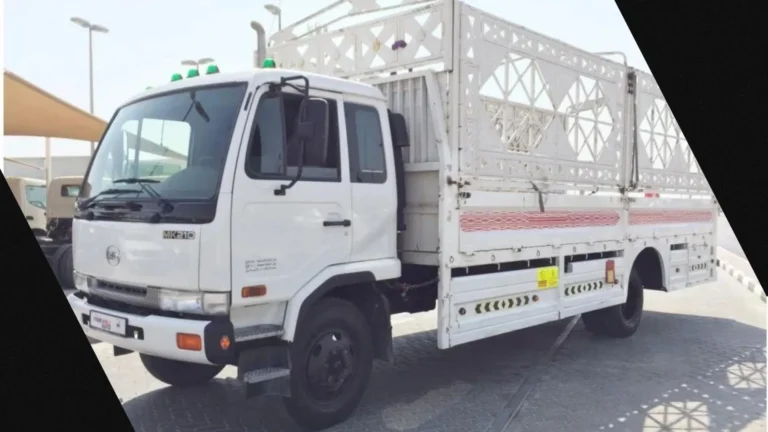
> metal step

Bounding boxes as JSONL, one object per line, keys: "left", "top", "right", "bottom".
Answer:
{"left": 242, "top": 367, "right": 291, "bottom": 398}
{"left": 242, "top": 367, "right": 290, "bottom": 384}
{"left": 234, "top": 324, "right": 284, "bottom": 342}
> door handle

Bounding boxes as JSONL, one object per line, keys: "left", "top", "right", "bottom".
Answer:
{"left": 26, "top": 215, "right": 34, "bottom": 221}
{"left": 323, "top": 219, "right": 351, "bottom": 227}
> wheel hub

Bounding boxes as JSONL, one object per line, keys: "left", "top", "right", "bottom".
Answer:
{"left": 306, "top": 330, "right": 356, "bottom": 401}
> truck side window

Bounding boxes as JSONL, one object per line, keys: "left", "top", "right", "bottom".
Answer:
{"left": 345, "top": 103, "right": 386, "bottom": 184}
{"left": 246, "top": 92, "right": 341, "bottom": 181}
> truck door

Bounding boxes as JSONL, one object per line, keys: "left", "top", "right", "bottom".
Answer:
{"left": 231, "top": 87, "right": 352, "bottom": 308}
{"left": 341, "top": 97, "right": 398, "bottom": 262}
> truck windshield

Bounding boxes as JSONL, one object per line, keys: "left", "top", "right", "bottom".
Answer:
{"left": 25, "top": 185, "right": 46, "bottom": 209}
{"left": 82, "top": 83, "right": 247, "bottom": 202}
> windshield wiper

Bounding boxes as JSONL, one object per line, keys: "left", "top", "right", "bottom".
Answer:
{"left": 113, "top": 178, "right": 174, "bottom": 213}
{"left": 80, "top": 188, "right": 141, "bottom": 209}
{"left": 113, "top": 177, "right": 161, "bottom": 185}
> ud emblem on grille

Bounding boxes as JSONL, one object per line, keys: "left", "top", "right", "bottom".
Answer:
{"left": 106, "top": 246, "right": 121, "bottom": 266}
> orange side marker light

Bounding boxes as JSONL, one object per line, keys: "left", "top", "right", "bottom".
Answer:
{"left": 176, "top": 333, "right": 202, "bottom": 351}
{"left": 242, "top": 285, "right": 267, "bottom": 298}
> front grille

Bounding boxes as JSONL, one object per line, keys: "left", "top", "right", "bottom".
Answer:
{"left": 95, "top": 280, "right": 147, "bottom": 297}
{"left": 87, "top": 294, "right": 153, "bottom": 317}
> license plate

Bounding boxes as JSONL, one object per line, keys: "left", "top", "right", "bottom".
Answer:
{"left": 89, "top": 311, "right": 127, "bottom": 337}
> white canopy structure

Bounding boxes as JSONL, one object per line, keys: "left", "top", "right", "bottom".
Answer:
{"left": 3, "top": 70, "right": 185, "bottom": 176}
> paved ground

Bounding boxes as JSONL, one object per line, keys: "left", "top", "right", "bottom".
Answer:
{"left": 89, "top": 270, "right": 766, "bottom": 432}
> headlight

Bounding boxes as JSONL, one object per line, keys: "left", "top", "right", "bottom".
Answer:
{"left": 73, "top": 271, "right": 95, "bottom": 292}
{"left": 158, "top": 290, "right": 230, "bottom": 315}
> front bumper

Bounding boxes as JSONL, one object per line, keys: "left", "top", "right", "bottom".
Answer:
{"left": 68, "top": 292, "right": 234, "bottom": 366}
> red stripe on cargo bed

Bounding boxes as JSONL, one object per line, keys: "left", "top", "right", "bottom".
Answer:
{"left": 459, "top": 211, "right": 621, "bottom": 232}
{"left": 628, "top": 210, "right": 711, "bottom": 225}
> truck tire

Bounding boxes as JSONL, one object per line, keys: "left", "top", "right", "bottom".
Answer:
{"left": 140, "top": 354, "right": 224, "bottom": 387}
{"left": 50, "top": 245, "right": 68, "bottom": 286}
{"left": 57, "top": 244, "right": 75, "bottom": 289}
{"left": 45, "top": 255, "right": 58, "bottom": 277}
{"left": 581, "top": 269, "right": 644, "bottom": 338}
{"left": 283, "top": 297, "right": 374, "bottom": 431}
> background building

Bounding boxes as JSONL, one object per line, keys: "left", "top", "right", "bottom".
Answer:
{"left": 3, "top": 156, "right": 92, "bottom": 180}
{"left": 4, "top": 155, "right": 186, "bottom": 180}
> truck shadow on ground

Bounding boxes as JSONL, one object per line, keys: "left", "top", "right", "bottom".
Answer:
{"left": 122, "top": 311, "right": 766, "bottom": 432}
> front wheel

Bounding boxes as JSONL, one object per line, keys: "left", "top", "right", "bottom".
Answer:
{"left": 283, "top": 298, "right": 374, "bottom": 431}
{"left": 140, "top": 354, "right": 224, "bottom": 387}
{"left": 56, "top": 244, "right": 75, "bottom": 289}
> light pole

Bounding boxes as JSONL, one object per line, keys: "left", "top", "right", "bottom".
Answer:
{"left": 181, "top": 57, "right": 215, "bottom": 74}
{"left": 70, "top": 17, "right": 109, "bottom": 155}
{"left": 264, "top": 4, "right": 282, "bottom": 31}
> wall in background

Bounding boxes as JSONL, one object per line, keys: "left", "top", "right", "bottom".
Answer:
{"left": 3, "top": 156, "right": 91, "bottom": 180}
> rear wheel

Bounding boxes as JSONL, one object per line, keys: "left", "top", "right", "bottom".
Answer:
{"left": 140, "top": 354, "right": 224, "bottom": 387}
{"left": 582, "top": 270, "right": 644, "bottom": 338}
{"left": 283, "top": 298, "right": 374, "bottom": 431}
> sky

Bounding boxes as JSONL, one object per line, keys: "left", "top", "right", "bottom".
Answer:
{"left": 2, "top": 0, "right": 649, "bottom": 159}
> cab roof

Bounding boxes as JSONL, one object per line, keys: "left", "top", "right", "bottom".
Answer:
{"left": 5, "top": 176, "right": 45, "bottom": 186}
{"left": 49, "top": 175, "right": 84, "bottom": 186}
{"left": 125, "top": 69, "right": 386, "bottom": 108}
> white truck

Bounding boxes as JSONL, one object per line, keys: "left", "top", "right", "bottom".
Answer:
{"left": 7, "top": 176, "right": 47, "bottom": 236}
{"left": 67, "top": 0, "right": 717, "bottom": 429}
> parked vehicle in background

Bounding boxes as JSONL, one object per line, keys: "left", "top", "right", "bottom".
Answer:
{"left": 37, "top": 176, "right": 84, "bottom": 289}
{"left": 67, "top": 1, "right": 717, "bottom": 430}
{"left": 7, "top": 176, "right": 47, "bottom": 236}
{"left": 44, "top": 176, "right": 82, "bottom": 243}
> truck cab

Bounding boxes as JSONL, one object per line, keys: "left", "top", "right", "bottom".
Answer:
{"left": 68, "top": 68, "right": 406, "bottom": 429}
{"left": 7, "top": 176, "right": 47, "bottom": 236}
{"left": 70, "top": 68, "right": 403, "bottom": 293}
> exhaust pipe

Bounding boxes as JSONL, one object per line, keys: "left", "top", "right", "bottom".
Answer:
{"left": 250, "top": 21, "right": 266, "bottom": 68}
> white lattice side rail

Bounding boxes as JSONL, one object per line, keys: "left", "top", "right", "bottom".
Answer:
{"left": 455, "top": 2, "right": 632, "bottom": 189}
{"left": 633, "top": 69, "right": 711, "bottom": 193}
{"left": 267, "top": 0, "right": 453, "bottom": 78}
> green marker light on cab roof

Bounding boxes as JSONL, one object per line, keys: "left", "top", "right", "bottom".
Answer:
{"left": 262, "top": 58, "right": 276, "bottom": 68}
{"left": 171, "top": 73, "right": 183, "bottom": 82}
{"left": 187, "top": 68, "right": 200, "bottom": 78}
{"left": 206, "top": 64, "right": 220, "bottom": 74}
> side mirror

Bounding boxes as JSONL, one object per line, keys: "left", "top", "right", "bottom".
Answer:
{"left": 299, "top": 98, "right": 330, "bottom": 166}
{"left": 388, "top": 111, "right": 410, "bottom": 148}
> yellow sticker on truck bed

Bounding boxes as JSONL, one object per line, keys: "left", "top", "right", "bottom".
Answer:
{"left": 537, "top": 266, "right": 559, "bottom": 289}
